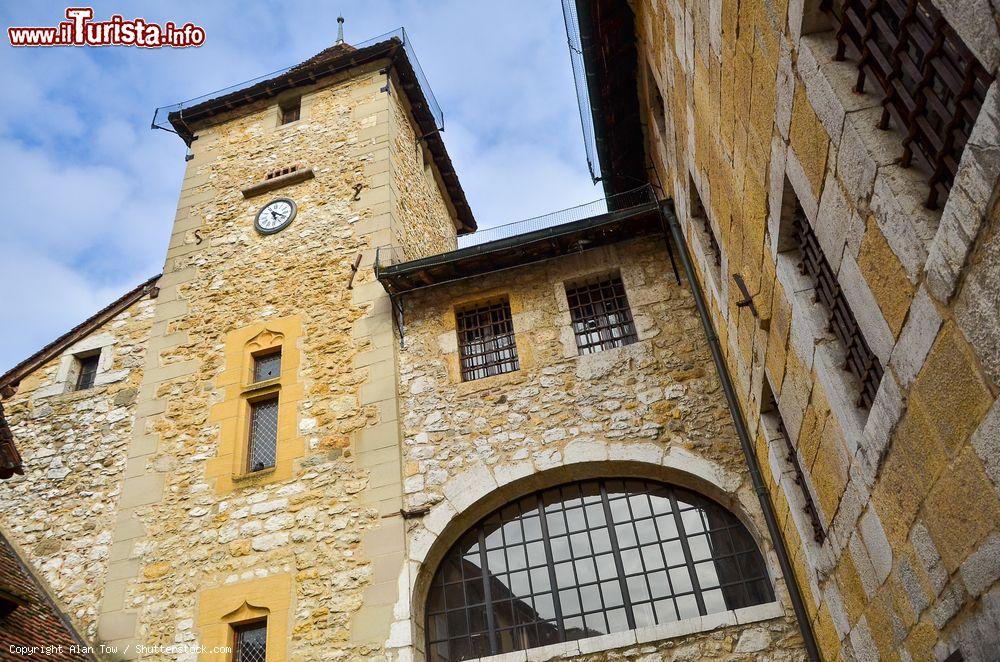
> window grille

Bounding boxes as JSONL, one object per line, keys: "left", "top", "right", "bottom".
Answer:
{"left": 253, "top": 351, "right": 281, "bottom": 382}
{"left": 565, "top": 276, "right": 638, "bottom": 354}
{"left": 280, "top": 99, "right": 300, "bottom": 125}
{"left": 75, "top": 354, "right": 99, "bottom": 391}
{"left": 825, "top": 0, "right": 994, "bottom": 209}
{"left": 761, "top": 381, "right": 825, "bottom": 543}
{"left": 456, "top": 300, "right": 519, "bottom": 381}
{"left": 248, "top": 398, "right": 279, "bottom": 472}
{"left": 425, "top": 479, "right": 773, "bottom": 661}
{"left": 233, "top": 621, "right": 267, "bottom": 662}
{"left": 265, "top": 165, "right": 299, "bottom": 180}
{"left": 792, "top": 210, "right": 883, "bottom": 409}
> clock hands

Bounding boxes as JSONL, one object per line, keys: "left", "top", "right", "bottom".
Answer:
{"left": 257, "top": 200, "right": 294, "bottom": 233}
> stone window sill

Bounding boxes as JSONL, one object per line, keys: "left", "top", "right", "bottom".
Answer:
{"left": 465, "top": 601, "right": 784, "bottom": 662}
{"left": 40, "top": 384, "right": 108, "bottom": 404}
{"left": 231, "top": 467, "right": 276, "bottom": 484}
{"left": 685, "top": 217, "right": 725, "bottom": 311}
{"left": 241, "top": 378, "right": 281, "bottom": 395}
{"left": 241, "top": 167, "right": 314, "bottom": 199}
{"left": 455, "top": 368, "right": 526, "bottom": 396}
{"left": 773, "top": 252, "right": 868, "bottom": 450}
{"left": 797, "top": 33, "right": 941, "bottom": 280}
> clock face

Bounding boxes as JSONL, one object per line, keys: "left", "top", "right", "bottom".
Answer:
{"left": 254, "top": 198, "right": 296, "bottom": 234}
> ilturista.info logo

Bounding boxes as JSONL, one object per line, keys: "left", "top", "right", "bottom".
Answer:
{"left": 8, "top": 7, "right": 205, "bottom": 48}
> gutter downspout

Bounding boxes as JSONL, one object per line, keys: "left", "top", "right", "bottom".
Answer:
{"left": 660, "top": 199, "right": 821, "bottom": 662}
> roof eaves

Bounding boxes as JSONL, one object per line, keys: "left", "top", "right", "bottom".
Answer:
{"left": 0, "top": 532, "right": 96, "bottom": 657}
{"left": 166, "top": 37, "right": 476, "bottom": 233}
{"left": 376, "top": 201, "right": 660, "bottom": 294}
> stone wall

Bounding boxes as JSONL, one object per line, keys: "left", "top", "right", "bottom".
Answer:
{"left": 388, "top": 80, "right": 459, "bottom": 262}
{"left": 85, "top": 60, "right": 459, "bottom": 659}
{"left": 390, "top": 236, "right": 806, "bottom": 659}
{"left": 631, "top": 0, "right": 1000, "bottom": 659}
{"left": 0, "top": 295, "right": 156, "bottom": 640}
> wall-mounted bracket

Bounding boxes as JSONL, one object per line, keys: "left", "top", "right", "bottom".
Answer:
{"left": 732, "top": 273, "right": 759, "bottom": 318}
{"left": 388, "top": 291, "right": 405, "bottom": 348}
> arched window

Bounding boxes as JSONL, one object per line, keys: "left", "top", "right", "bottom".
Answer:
{"left": 424, "top": 479, "right": 774, "bottom": 661}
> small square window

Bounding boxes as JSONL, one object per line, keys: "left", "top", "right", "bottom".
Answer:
{"left": 233, "top": 620, "right": 267, "bottom": 662}
{"left": 279, "top": 99, "right": 300, "bottom": 125}
{"left": 565, "top": 276, "right": 637, "bottom": 355}
{"left": 253, "top": 351, "right": 281, "bottom": 382}
{"left": 248, "top": 397, "right": 279, "bottom": 472}
{"left": 456, "top": 300, "right": 519, "bottom": 381}
{"left": 74, "top": 354, "right": 99, "bottom": 391}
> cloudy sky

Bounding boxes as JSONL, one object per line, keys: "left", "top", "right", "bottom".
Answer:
{"left": 0, "top": 1, "right": 600, "bottom": 372}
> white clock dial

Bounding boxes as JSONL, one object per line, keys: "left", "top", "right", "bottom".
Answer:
{"left": 254, "top": 198, "right": 297, "bottom": 234}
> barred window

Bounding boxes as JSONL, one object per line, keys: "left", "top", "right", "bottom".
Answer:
{"left": 456, "top": 300, "right": 519, "bottom": 381}
{"left": 791, "top": 205, "right": 883, "bottom": 408}
{"left": 425, "top": 479, "right": 773, "bottom": 661}
{"left": 825, "top": 0, "right": 993, "bottom": 209}
{"left": 74, "top": 354, "right": 99, "bottom": 391}
{"left": 233, "top": 620, "right": 267, "bottom": 662}
{"left": 248, "top": 398, "right": 279, "bottom": 472}
{"left": 253, "top": 351, "right": 281, "bottom": 382}
{"left": 565, "top": 276, "right": 638, "bottom": 354}
{"left": 761, "top": 379, "right": 825, "bottom": 543}
{"left": 279, "top": 98, "right": 300, "bottom": 125}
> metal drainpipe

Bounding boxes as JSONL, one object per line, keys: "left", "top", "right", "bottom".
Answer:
{"left": 659, "top": 199, "right": 822, "bottom": 662}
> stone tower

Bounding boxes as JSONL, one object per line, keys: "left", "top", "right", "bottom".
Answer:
{"left": 92, "top": 34, "right": 474, "bottom": 657}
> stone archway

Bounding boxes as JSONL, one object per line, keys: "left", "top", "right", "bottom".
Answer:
{"left": 383, "top": 441, "right": 787, "bottom": 661}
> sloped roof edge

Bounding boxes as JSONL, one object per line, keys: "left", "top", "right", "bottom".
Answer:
{"left": 0, "top": 274, "right": 161, "bottom": 391}
{"left": 164, "top": 36, "right": 477, "bottom": 233}
{"left": 0, "top": 531, "right": 96, "bottom": 657}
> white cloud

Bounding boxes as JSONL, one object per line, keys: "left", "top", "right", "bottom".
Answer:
{"left": 0, "top": 245, "right": 141, "bottom": 371}
{"left": 0, "top": 1, "right": 601, "bottom": 373}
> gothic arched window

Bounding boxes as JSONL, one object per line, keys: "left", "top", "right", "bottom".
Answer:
{"left": 424, "top": 479, "right": 774, "bottom": 661}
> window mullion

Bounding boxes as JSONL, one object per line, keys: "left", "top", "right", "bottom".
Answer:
{"left": 476, "top": 527, "right": 498, "bottom": 655}
{"left": 536, "top": 494, "right": 567, "bottom": 643}
{"left": 599, "top": 483, "right": 637, "bottom": 630}
{"left": 668, "top": 490, "right": 707, "bottom": 616}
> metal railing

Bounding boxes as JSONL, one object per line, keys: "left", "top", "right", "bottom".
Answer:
{"left": 793, "top": 209, "right": 883, "bottom": 409}
{"left": 561, "top": 0, "right": 602, "bottom": 184}
{"left": 375, "top": 185, "right": 656, "bottom": 273}
{"left": 152, "top": 27, "right": 442, "bottom": 135}
{"left": 457, "top": 185, "right": 655, "bottom": 248}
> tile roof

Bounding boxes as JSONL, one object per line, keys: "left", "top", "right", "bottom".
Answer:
{"left": 0, "top": 532, "right": 94, "bottom": 659}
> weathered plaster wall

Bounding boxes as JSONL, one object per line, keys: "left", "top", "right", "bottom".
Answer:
{"left": 0, "top": 296, "right": 156, "bottom": 639}
{"left": 632, "top": 0, "right": 1000, "bottom": 659}
{"left": 390, "top": 236, "right": 806, "bottom": 659}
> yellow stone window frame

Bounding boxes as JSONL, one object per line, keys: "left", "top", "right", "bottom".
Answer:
{"left": 197, "top": 573, "right": 292, "bottom": 661}
{"left": 442, "top": 290, "right": 535, "bottom": 393}
{"left": 207, "top": 316, "right": 305, "bottom": 494}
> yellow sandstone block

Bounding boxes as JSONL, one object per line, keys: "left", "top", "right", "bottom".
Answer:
{"left": 789, "top": 85, "right": 830, "bottom": 199}
{"left": 908, "top": 325, "right": 993, "bottom": 456}
{"left": 856, "top": 218, "right": 914, "bottom": 337}
{"left": 923, "top": 446, "right": 1000, "bottom": 573}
